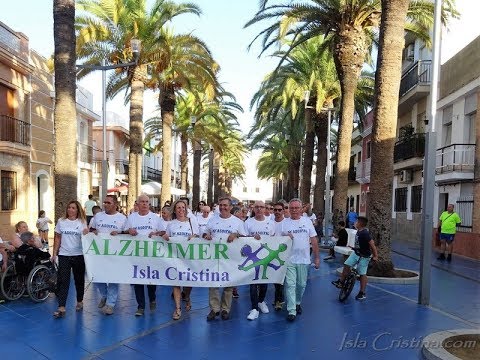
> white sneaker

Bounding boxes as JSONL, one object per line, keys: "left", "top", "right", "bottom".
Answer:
{"left": 258, "top": 301, "right": 269, "bottom": 314}
{"left": 247, "top": 309, "right": 259, "bottom": 320}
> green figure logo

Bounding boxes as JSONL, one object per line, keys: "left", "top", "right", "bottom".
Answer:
{"left": 238, "top": 243, "right": 287, "bottom": 280}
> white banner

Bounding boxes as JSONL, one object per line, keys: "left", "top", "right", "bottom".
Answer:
{"left": 82, "top": 233, "right": 293, "bottom": 287}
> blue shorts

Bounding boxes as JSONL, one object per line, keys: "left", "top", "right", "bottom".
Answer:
{"left": 344, "top": 252, "right": 371, "bottom": 276}
{"left": 439, "top": 233, "right": 455, "bottom": 244}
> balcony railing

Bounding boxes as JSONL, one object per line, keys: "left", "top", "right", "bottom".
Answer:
{"left": 435, "top": 144, "right": 475, "bottom": 174}
{"left": 115, "top": 159, "right": 129, "bottom": 175}
{"left": 394, "top": 133, "right": 425, "bottom": 163}
{"left": 78, "top": 143, "right": 93, "bottom": 163}
{"left": 355, "top": 158, "right": 371, "bottom": 184}
{"left": 143, "top": 166, "right": 161, "bottom": 182}
{"left": 348, "top": 166, "right": 356, "bottom": 182}
{"left": 0, "top": 115, "right": 30, "bottom": 146}
{"left": 399, "top": 60, "right": 432, "bottom": 97}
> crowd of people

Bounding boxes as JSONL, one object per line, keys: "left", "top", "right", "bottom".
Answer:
{"left": 0, "top": 193, "right": 384, "bottom": 323}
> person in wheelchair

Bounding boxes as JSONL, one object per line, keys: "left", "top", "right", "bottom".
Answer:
{"left": 15, "top": 232, "right": 50, "bottom": 275}
{"left": 331, "top": 217, "right": 378, "bottom": 300}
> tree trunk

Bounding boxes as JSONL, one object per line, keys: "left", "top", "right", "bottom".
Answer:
{"left": 180, "top": 132, "right": 188, "bottom": 191}
{"left": 207, "top": 149, "right": 213, "bottom": 205}
{"left": 127, "top": 66, "right": 145, "bottom": 211}
{"left": 160, "top": 85, "right": 175, "bottom": 206}
{"left": 225, "top": 170, "right": 232, "bottom": 196}
{"left": 300, "top": 108, "right": 315, "bottom": 204}
{"left": 53, "top": 0, "right": 77, "bottom": 221}
{"left": 367, "top": 0, "right": 410, "bottom": 276}
{"left": 192, "top": 138, "right": 201, "bottom": 210}
{"left": 313, "top": 112, "right": 328, "bottom": 216}
{"left": 332, "top": 28, "right": 368, "bottom": 219}
{"left": 286, "top": 145, "right": 301, "bottom": 201}
{"left": 213, "top": 151, "right": 221, "bottom": 202}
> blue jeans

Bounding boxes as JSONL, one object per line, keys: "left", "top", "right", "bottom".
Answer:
{"left": 284, "top": 263, "right": 309, "bottom": 315}
{"left": 96, "top": 283, "right": 119, "bottom": 307}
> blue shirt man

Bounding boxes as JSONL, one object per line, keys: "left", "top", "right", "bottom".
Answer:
{"left": 346, "top": 208, "right": 358, "bottom": 229}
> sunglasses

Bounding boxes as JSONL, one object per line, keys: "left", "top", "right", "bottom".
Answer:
{"left": 273, "top": 208, "right": 283, "bottom": 212}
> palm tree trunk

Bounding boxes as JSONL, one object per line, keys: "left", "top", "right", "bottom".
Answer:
{"left": 313, "top": 112, "right": 328, "bottom": 215}
{"left": 53, "top": 0, "right": 77, "bottom": 221}
{"left": 300, "top": 108, "right": 315, "bottom": 203}
{"left": 192, "top": 139, "right": 201, "bottom": 210}
{"left": 213, "top": 151, "right": 221, "bottom": 202}
{"left": 160, "top": 85, "right": 175, "bottom": 206}
{"left": 127, "top": 66, "right": 145, "bottom": 211}
{"left": 332, "top": 29, "right": 368, "bottom": 220}
{"left": 180, "top": 132, "right": 188, "bottom": 191}
{"left": 207, "top": 149, "right": 213, "bottom": 205}
{"left": 286, "top": 145, "right": 301, "bottom": 201}
{"left": 367, "top": 0, "right": 410, "bottom": 277}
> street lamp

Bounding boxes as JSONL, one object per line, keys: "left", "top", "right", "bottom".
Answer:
{"left": 77, "top": 39, "right": 141, "bottom": 204}
{"left": 323, "top": 107, "right": 335, "bottom": 239}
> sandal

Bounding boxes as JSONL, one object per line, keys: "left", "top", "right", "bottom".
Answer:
{"left": 185, "top": 299, "right": 192, "bottom": 312}
{"left": 172, "top": 307, "right": 181, "bottom": 320}
{"left": 75, "top": 302, "right": 83, "bottom": 311}
{"left": 53, "top": 308, "right": 66, "bottom": 318}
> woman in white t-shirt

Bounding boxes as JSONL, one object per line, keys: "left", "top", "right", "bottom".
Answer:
{"left": 163, "top": 200, "right": 199, "bottom": 320}
{"left": 36, "top": 210, "right": 53, "bottom": 247}
{"left": 52, "top": 200, "right": 89, "bottom": 318}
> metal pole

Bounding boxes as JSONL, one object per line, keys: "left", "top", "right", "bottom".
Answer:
{"left": 101, "top": 59, "right": 108, "bottom": 203}
{"left": 419, "top": 0, "right": 441, "bottom": 305}
{"left": 172, "top": 131, "right": 177, "bottom": 189}
{"left": 325, "top": 109, "right": 332, "bottom": 239}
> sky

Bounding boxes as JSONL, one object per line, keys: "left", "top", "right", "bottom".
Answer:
{"left": 1, "top": 0, "right": 479, "bottom": 130}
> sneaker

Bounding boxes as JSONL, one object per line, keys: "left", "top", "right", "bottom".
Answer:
{"left": 206, "top": 310, "right": 219, "bottom": 321}
{"left": 287, "top": 314, "right": 296, "bottom": 322}
{"left": 232, "top": 288, "right": 239, "bottom": 298}
{"left": 247, "top": 309, "right": 259, "bottom": 320}
{"left": 355, "top": 291, "right": 366, "bottom": 300}
{"left": 102, "top": 305, "right": 114, "bottom": 315}
{"left": 258, "top": 301, "right": 269, "bottom": 314}
{"left": 274, "top": 301, "right": 283, "bottom": 311}
{"left": 447, "top": 254, "right": 452, "bottom": 262}
{"left": 221, "top": 310, "right": 230, "bottom": 320}
{"left": 324, "top": 256, "right": 334, "bottom": 261}
{"left": 331, "top": 279, "right": 343, "bottom": 288}
{"left": 437, "top": 253, "right": 446, "bottom": 261}
{"left": 296, "top": 304, "right": 302, "bottom": 315}
{"left": 98, "top": 297, "right": 107, "bottom": 309}
{"left": 135, "top": 308, "right": 144, "bottom": 316}
{"left": 149, "top": 301, "right": 156, "bottom": 311}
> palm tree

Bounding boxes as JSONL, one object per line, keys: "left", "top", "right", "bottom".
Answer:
{"left": 53, "top": 0, "right": 77, "bottom": 221}
{"left": 367, "top": 0, "right": 458, "bottom": 276}
{"left": 76, "top": 0, "right": 201, "bottom": 211}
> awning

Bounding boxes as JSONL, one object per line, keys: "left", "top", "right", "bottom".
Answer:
{"left": 141, "top": 181, "right": 186, "bottom": 196}
{"left": 107, "top": 185, "right": 128, "bottom": 195}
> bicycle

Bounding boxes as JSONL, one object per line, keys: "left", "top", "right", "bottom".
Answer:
{"left": 336, "top": 249, "right": 371, "bottom": 302}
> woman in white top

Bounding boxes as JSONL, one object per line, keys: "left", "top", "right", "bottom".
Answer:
{"left": 163, "top": 200, "right": 199, "bottom": 320}
{"left": 36, "top": 210, "right": 53, "bottom": 247}
{"left": 52, "top": 200, "right": 89, "bottom": 318}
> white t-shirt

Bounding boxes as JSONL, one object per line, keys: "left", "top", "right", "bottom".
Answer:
{"left": 126, "top": 211, "right": 165, "bottom": 236}
{"left": 273, "top": 218, "right": 285, "bottom": 236}
{"left": 159, "top": 218, "right": 170, "bottom": 231}
{"left": 303, "top": 212, "right": 317, "bottom": 224}
{"left": 84, "top": 199, "right": 97, "bottom": 216}
{"left": 281, "top": 217, "right": 317, "bottom": 264}
{"left": 244, "top": 217, "right": 275, "bottom": 237}
{"left": 54, "top": 218, "right": 87, "bottom": 256}
{"left": 36, "top": 217, "right": 51, "bottom": 231}
{"left": 166, "top": 219, "right": 199, "bottom": 238}
{"left": 205, "top": 215, "right": 246, "bottom": 241}
{"left": 90, "top": 212, "right": 127, "bottom": 233}
{"left": 196, "top": 215, "right": 211, "bottom": 238}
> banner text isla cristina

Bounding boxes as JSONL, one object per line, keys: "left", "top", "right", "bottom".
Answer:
{"left": 132, "top": 265, "right": 230, "bottom": 282}
{"left": 84, "top": 238, "right": 229, "bottom": 260}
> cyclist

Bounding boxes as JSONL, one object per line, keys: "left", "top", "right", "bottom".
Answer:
{"left": 331, "top": 216, "right": 377, "bottom": 300}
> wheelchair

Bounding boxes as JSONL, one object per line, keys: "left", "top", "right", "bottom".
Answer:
{"left": 0, "top": 253, "right": 56, "bottom": 302}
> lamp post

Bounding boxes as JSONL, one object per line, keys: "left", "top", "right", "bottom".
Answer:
{"left": 77, "top": 39, "right": 141, "bottom": 203}
{"left": 324, "top": 108, "right": 334, "bottom": 239}
{"left": 419, "top": 0, "right": 442, "bottom": 306}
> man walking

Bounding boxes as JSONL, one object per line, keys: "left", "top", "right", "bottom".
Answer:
{"left": 84, "top": 194, "right": 97, "bottom": 225}
{"left": 272, "top": 202, "right": 286, "bottom": 311}
{"left": 346, "top": 207, "right": 358, "bottom": 229}
{"left": 282, "top": 198, "right": 319, "bottom": 322}
{"left": 437, "top": 204, "right": 461, "bottom": 262}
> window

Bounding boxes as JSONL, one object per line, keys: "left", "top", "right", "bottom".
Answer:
{"left": 411, "top": 185, "right": 422, "bottom": 213}
{"left": 394, "top": 187, "right": 407, "bottom": 212}
{"left": 366, "top": 141, "right": 371, "bottom": 159}
{"left": 1, "top": 170, "right": 17, "bottom": 210}
{"left": 255, "top": 187, "right": 260, "bottom": 193}
{"left": 357, "top": 151, "right": 362, "bottom": 163}
{"left": 0, "top": 83, "right": 15, "bottom": 117}
{"left": 242, "top": 186, "right": 247, "bottom": 193}
{"left": 442, "top": 106, "right": 453, "bottom": 146}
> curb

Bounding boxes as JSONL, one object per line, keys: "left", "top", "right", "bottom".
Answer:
{"left": 422, "top": 329, "right": 480, "bottom": 360}
{"left": 335, "top": 267, "right": 420, "bottom": 284}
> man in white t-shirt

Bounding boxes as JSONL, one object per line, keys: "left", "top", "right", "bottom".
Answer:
{"left": 126, "top": 194, "right": 166, "bottom": 316}
{"left": 89, "top": 195, "right": 127, "bottom": 315}
{"left": 272, "top": 202, "right": 286, "bottom": 310}
{"left": 196, "top": 205, "right": 212, "bottom": 237}
{"left": 244, "top": 200, "right": 275, "bottom": 321}
{"left": 84, "top": 195, "right": 97, "bottom": 225}
{"left": 282, "top": 198, "right": 319, "bottom": 322}
{"left": 202, "top": 197, "right": 246, "bottom": 321}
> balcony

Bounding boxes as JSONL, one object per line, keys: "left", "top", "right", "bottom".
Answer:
{"left": 398, "top": 60, "right": 431, "bottom": 115}
{"left": 355, "top": 158, "right": 371, "bottom": 184}
{"left": 0, "top": 115, "right": 30, "bottom": 156}
{"left": 115, "top": 159, "right": 129, "bottom": 175}
{"left": 435, "top": 144, "right": 475, "bottom": 184}
{"left": 143, "top": 166, "right": 161, "bottom": 183}
{"left": 393, "top": 133, "right": 425, "bottom": 171}
{"left": 78, "top": 143, "right": 93, "bottom": 164}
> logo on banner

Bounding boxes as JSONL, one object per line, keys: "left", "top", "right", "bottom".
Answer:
{"left": 238, "top": 243, "right": 288, "bottom": 280}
